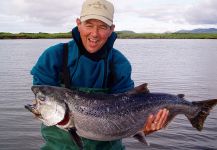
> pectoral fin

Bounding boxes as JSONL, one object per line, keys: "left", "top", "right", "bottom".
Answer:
{"left": 68, "top": 128, "right": 83, "bottom": 150}
{"left": 133, "top": 132, "right": 150, "bottom": 146}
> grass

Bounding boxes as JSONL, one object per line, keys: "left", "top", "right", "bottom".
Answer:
{"left": 0, "top": 32, "right": 71, "bottom": 39}
{"left": 116, "top": 32, "right": 217, "bottom": 39}
{"left": 1, "top": 32, "right": 217, "bottom": 39}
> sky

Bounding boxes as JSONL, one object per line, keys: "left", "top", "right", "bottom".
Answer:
{"left": 0, "top": 0, "right": 217, "bottom": 33}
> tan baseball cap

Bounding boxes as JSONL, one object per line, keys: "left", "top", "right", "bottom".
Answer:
{"left": 80, "top": 0, "right": 114, "bottom": 26}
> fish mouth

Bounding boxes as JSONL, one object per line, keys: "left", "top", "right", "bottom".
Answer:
{"left": 25, "top": 98, "right": 68, "bottom": 126}
{"left": 25, "top": 103, "right": 41, "bottom": 118}
{"left": 26, "top": 87, "right": 42, "bottom": 118}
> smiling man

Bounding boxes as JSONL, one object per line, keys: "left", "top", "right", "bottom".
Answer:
{"left": 76, "top": 19, "right": 115, "bottom": 53}
{"left": 31, "top": 0, "right": 168, "bottom": 149}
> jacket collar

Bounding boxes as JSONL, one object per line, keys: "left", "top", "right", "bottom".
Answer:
{"left": 71, "top": 27, "right": 117, "bottom": 61}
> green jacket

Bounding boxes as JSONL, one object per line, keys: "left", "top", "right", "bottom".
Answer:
{"left": 31, "top": 27, "right": 134, "bottom": 150}
{"left": 41, "top": 124, "right": 125, "bottom": 150}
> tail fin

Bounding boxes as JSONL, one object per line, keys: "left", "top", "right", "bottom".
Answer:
{"left": 188, "top": 99, "right": 217, "bottom": 131}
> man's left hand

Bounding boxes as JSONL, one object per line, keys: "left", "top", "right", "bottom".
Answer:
{"left": 143, "top": 108, "right": 169, "bottom": 135}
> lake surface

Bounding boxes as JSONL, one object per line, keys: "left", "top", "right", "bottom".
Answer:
{"left": 0, "top": 39, "right": 216, "bottom": 150}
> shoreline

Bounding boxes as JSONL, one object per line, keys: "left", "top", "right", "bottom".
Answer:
{"left": 1, "top": 32, "right": 217, "bottom": 39}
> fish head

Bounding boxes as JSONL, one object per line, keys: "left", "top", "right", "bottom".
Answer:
{"left": 25, "top": 85, "right": 67, "bottom": 126}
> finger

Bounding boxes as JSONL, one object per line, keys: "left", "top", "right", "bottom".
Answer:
{"left": 157, "top": 109, "right": 169, "bottom": 130}
{"left": 160, "top": 109, "right": 169, "bottom": 128}
{"left": 156, "top": 109, "right": 168, "bottom": 130}
{"left": 151, "top": 121, "right": 158, "bottom": 131}
{"left": 153, "top": 109, "right": 163, "bottom": 123}
{"left": 151, "top": 109, "right": 163, "bottom": 131}
{"left": 144, "top": 114, "right": 154, "bottom": 132}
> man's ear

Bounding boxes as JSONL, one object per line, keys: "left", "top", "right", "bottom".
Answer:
{"left": 76, "top": 18, "right": 82, "bottom": 31}
{"left": 76, "top": 18, "right": 81, "bottom": 25}
{"left": 109, "top": 24, "right": 115, "bottom": 36}
{"left": 110, "top": 24, "right": 115, "bottom": 32}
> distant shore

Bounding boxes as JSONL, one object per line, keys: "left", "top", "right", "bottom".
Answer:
{"left": 1, "top": 32, "right": 217, "bottom": 39}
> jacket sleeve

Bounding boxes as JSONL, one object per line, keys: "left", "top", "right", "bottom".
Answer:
{"left": 109, "top": 49, "right": 134, "bottom": 93}
{"left": 31, "top": 43, "right": 64, "bottom": 86}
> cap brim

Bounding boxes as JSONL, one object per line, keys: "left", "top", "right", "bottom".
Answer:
{"left": 80, "top": 15, "right": 113, "bottom": 26}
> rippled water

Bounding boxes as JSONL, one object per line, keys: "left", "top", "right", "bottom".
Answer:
{"left": 0, "top": 39, "right": 216, "bottom": 150}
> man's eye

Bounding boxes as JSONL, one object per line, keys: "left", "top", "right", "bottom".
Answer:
{"left": 99, "top": 26, "right": 108, "bottom": 30}
{"left": 85, "top": 24, "right": 93, "bottom": 28}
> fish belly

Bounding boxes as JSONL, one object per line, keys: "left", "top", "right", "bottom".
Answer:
{"left": 73, "top": 110, "right": 148, "bottom": 141}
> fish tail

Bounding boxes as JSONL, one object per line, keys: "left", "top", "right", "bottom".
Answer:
{"left": 188, "top": 99, "right": 217, "bottom": 131}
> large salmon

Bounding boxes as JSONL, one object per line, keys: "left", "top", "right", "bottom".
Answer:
{"left": 25, "top": 84, "right": 217, "bottom": 149}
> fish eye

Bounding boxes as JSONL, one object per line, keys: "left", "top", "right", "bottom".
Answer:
{"left": 37, "top": 95, "right": 46, "bottom": 101}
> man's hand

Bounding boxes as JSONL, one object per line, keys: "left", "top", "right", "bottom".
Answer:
{"left": 143, "top": 108, "right": 169, "bottom": 135}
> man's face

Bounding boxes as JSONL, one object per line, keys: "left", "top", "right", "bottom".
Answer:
{"left": 76, "top": 19, "right": 115, "bottom": 53}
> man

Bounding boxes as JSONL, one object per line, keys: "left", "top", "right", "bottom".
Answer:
{"left": 31, "top": 0, "right": 169, "bottom": 149}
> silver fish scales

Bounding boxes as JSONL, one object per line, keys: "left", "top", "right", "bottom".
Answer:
{"left": 25, "top": 83, "right": 217, "bottom": 150}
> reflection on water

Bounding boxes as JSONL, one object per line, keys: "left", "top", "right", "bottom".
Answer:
{"left": 0, "top": 39, "right": 217, "bottom": 150}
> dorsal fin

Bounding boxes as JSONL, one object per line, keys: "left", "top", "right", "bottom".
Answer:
{"left": 127, "top": 83, "right": 150, "bottom": 94}
{"left": 177, "top": 94, "right": 185, "bottom": 98}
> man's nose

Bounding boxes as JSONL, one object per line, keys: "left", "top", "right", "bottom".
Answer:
{"left": 91, "top": 27, "right": 99, "bottom": 37}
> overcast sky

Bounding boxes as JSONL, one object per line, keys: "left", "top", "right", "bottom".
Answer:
{"left": 0, "top": 0, "right": 217, "bottom": 33}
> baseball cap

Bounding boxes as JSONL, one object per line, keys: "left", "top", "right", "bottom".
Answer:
{"left": 80, "top": 0, "right": 114, "bottom": 26}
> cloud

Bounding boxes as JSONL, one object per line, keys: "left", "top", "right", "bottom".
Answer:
{"left": 138, "top": 4, "right": 186, "bottom": 24}
{"left": 1, "top": 0, "right": 82, "bottom": 26}
{"left": 1, "top": 0, "right": 217, "bottom": 33}
{"left": 184, "top": 0, "right": 217, "bottom": 25}
{"left": 111, "top": 1, "right": 189, "bottom": 26}
{"left": 113, "top": 0, "right": 217, "bottom": 32}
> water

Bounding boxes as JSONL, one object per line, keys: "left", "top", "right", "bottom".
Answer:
{"left": 0, "top": 39, "right": 216, "bottom": 150}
